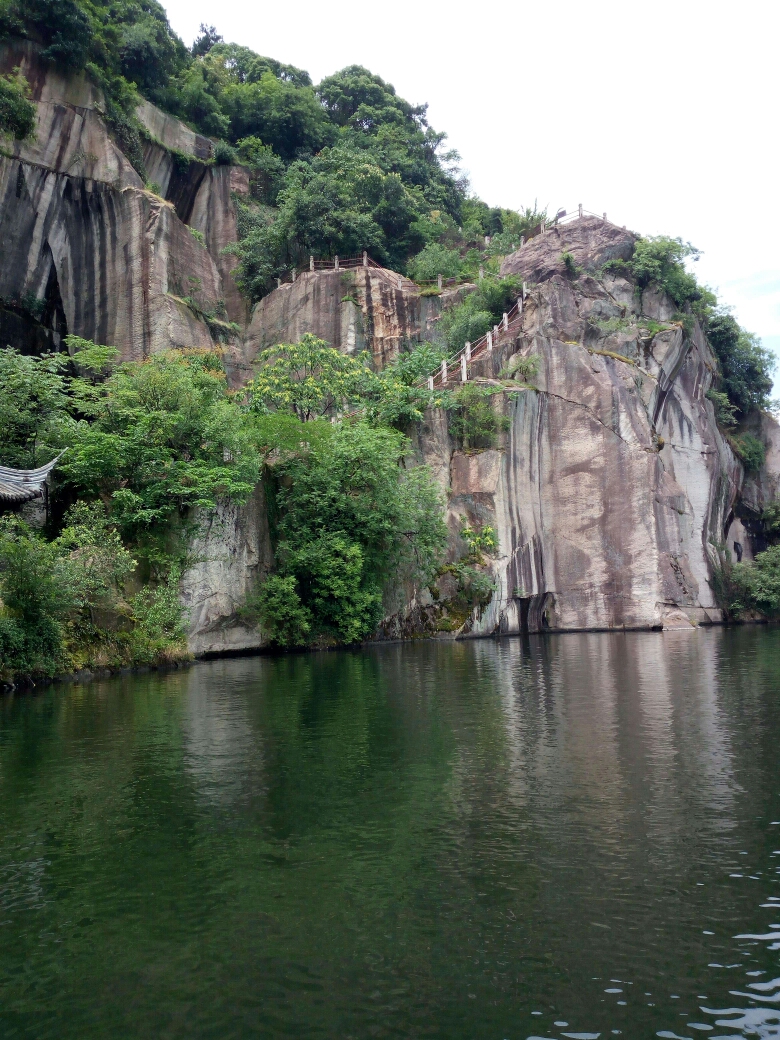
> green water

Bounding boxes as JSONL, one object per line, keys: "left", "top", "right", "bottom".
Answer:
{"left": 2, "top": 629, "right": 780, "bottom": 1039}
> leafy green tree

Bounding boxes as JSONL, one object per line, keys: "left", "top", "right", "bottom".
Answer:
{"left": 248, "top": 574, "right": 311, "bottom": 645}
{"left": 191, "top": 22, "right": 222, "bottom": 58}
{"left": 437, "top": 275, "right": 520, "bottom": 352}
{"left": 0, "top": 69, "right": 36, "bottom": 139}
{"left": 115, "top": 0, "right": 187, "bottom": 94}
{"left": 13, "top": 0, "right": 94, "bottom": 68}
{"left": 731, "top": 544, "right": 780, "bottom": 618}
{"left": 208, "top": 42, "right": 312, "bottom": 89}
{"left": 234, "top": 147, "right": 425, "bottom": 296}
{"left": 370, "top": 344, "right": 443, "bottom": 428}
{"left": 706, "top": 388, "right": 738, "bottom": 427}
{"left": 127, "top": 571, "right": 187, "bottom": 663}
{"left": 0, "top": 347, "right": 74, "bottom": 466}
{"left": 261, "top": 422, "right": 447, "bottom": 645}
{"left": 168, "top": 60, "right": 229, "bottom": 136}
{"left": 626, "top": 236, "right": 715, "bottom": 312}
{"left": 0, "top": 517, "right": 68, "bottom": 676}
{"left": 56, "top": 501, "right": 136, "bottom": 611}
{"left": 731, "top": 432, "right": 766, "bottom": 473}
{"left": 235, "top": 135, "right": 285, "bottom": 202}
{"left": 446, "top": 383, "right": 509, "bottom": 450}
{"left": 219, "top": 72, "right": 330, "bottom": 159}
{"left": 707, "top": 312, "right": 775, "bottom": 417}
{"left": 407, "top": 242, "right": 462, "bottom": 283}
{"left": 248, "top": 335, "right": 379, "bottom": 421}
{"left": 62, "top": 348, "right": 259, "bottom": 538}
{"left": 317, "top": 65, "right": 462, "bottom": 216}
{"left": 285, "top": 532, "right": 381, "bottom": 644}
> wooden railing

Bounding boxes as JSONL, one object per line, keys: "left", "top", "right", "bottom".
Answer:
{"left": 414, "top": 287, "right": 528, "bottom": 390}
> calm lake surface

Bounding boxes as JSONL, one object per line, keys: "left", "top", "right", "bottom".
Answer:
{"left": 2, "top": 629, "right": 780, "bottom": 1039}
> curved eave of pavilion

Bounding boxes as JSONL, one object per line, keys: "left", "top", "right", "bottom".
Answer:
{"left": 0, "top": 452, "right": 65, "bottom": 505}
{"left": 0, "top": 481, "right": 43, "bottom": 503}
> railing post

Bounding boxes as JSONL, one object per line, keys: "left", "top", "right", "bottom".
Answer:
{"left": 437, "top": 273, "right": 442, "bottom": 290}
{"left": 334, "top": 256, "right": 339, "bottom": 271}
{"left": 517, "top": 295, "right": 523, "bottom": 314}
{"left": 291, "top": 268, "right": 296, "bottom": 282}
{"left": 427, "top": 375, "right": 434, "bottom": 391}
{"left": 441, "top": 359, "right": 448, "bottom": 385}
{"left": 487, "top": 330, "right": 493, "bottom": 354}
{"left": 522, "top": 281, "right": 527, "bottom": 300}
{"left": 503, "top": 312, "right": 508, "bottom": 331}
{"left": 602, "top": 212, "right": 607, "bottom": 221}
{"left": 397, "top": 275, "right": 403, "bottom": 289}
{"left": 276, "top": 277, "right": 281, "bottom": 289}
{"left": 310, "top": 255, "right": 314, "bottom": 271}
{"left": 478, "top": 265, "right": 484, "bottom": 281}
{"left": 578, "top": 203, "right": 583, "bottom": 217}
{"left": 485, "top": 235, "right": 491, "bottom": 247}
{"left": 540, "top": 219, "right": 545, "bottom": 235}
{"left": 363, "top": 250, "right": 368, "bottom": 267}
{"left": 461, "top": 355, "right": 467, "bottom": 382}
{"left": 465, "top": 341, "right": 471, "bottom": 361}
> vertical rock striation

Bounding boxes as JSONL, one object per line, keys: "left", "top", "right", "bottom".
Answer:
{"left": 0, "top": 42, "right": 240, "bottom": 359}
{"left": 404, "top": 218, "right": 774, "bottom": 634}
{"left": 242, "top": 267, "right": 471, "bottom": 372}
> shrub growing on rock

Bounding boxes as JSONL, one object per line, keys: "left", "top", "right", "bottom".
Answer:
{"left": 407, "top": 243, "right": 462, "bottom": 283}
{"left": 0, "top": 70, "right": 36, "bottom": 139}
{"left": 260, "top": 422, "right": 447, "bottom": 646}
{"left": 446, "top": 383, "right": 509, "bottom": 451}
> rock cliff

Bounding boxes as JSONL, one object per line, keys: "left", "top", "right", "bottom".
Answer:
{"left": 406, "top": 218, "right": 778, "bottom": 634}
{"left": 240, "top": 267, "right": 470, "bottom": 378}
{"left": 2, "top": 49, "right": 778, "bottom": 651}
{"left": 0, "top": 42, "right": 239, "bottom": 358}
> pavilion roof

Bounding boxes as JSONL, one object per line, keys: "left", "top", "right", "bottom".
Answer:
{"left": 0, "top": 454, "right": 65, "bottom": 504}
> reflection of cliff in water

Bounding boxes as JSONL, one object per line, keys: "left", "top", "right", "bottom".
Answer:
{"left": 181, "top": 659, "right": 268, "bottom": 810}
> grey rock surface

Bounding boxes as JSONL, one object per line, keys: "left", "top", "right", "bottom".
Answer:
{"left": 396, "top": 219, "right": 773, "bottom": 635}
{"left": 180, "top": 485, "right": 272, "bottom": 655}
{"left": 243, "top": 268, "right": 470, "bottom": 373}
{"left": 0, "top": 43, "right": 240, "bottom": 359}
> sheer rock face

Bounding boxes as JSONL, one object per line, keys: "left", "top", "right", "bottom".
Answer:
{"left": 0, "top": 43, "right": 238, "bottom": 358}
{"left": 0, "top": 159, "right": 223, "bottom": 356}
{"left": 242, "top": 268, "right": 469, "bottom": 375}
{"left": 180, "top": 485, "right": 272, "bottom": 656}
{"left": 0, "top": 40, "right": 142, "bottom": 186}
{"left": 3, "top": 48, "right": 779, "bottom": 646}
{"left": 404, "top": 221, "right": 773, "bottom": 634}
{"left": 188, "top": 165, "right": 250, "bottom": 328}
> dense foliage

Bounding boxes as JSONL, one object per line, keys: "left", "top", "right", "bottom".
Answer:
{"left": 437, "top": 275, "right": 520, "bottom": 353}
{"left": 255, "top": 423, "right": 446, "bottom": 646}
{"left": 0, "top": 68, "right": 35, "bottom": 138}
{"left": 0, "top": 0, "right": 547, "bottom": 297}
{"left": 706, "top": 312, "right": 774, "bottom": 419}
{"left": 717, "top": 544, "right": 780, "bottom": 621}
{"left": 0, "top": 339, "right": 450, "bottom": 674}
{"left": 446, "top": 383, "right": 509, "bottom": 451}
{"left": 0, "top": 344, "right": 263, "bottom": 676}
{"left": 621, "top": 236, "right": 775, "bottom": 423}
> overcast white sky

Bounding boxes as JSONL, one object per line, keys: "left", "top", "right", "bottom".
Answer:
{"left": 164, "top": 0, "right": 780, "bottom": 379}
